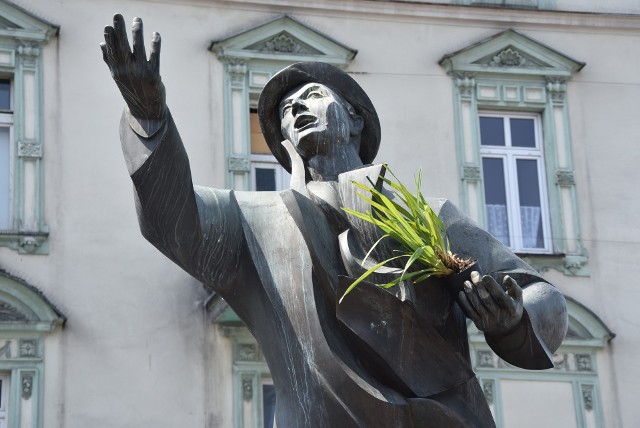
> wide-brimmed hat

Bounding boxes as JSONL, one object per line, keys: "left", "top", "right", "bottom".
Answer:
{"left": 257, "top": 62, "right": 381, "bottom": 173}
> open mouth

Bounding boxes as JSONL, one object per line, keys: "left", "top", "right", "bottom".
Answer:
{"left": 294, "top": 114, "right": 318, "bottom": 131}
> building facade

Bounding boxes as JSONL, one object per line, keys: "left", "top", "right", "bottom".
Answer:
{"left": 0, "top": 0, "right": 637, "bottom": 426}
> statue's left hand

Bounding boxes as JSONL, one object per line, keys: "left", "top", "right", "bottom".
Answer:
{"left": 457, "top": 272, "right": 524, "bottom": 336}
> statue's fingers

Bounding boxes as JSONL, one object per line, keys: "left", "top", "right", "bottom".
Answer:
{"left": 463, "top": 281, "right": 488, "bottom": 317}
{"left": 503, "top": 275, "right": 523, "bottom": 303}
{"left": 458, "top": 291, "right": 481, "bottom": 324}
{"left": 474, "top": 276, "right": 499, "bottom": 311}
{"left": 102, "top": 27, "right": 119, "bottom": 66}
{"left": 149, "top": 32, "right": 161, "bottom": 72}
{"left": 112, "top": 14, "right": 131, "bottom": 57}
{"left": 481, "top": 274, "right": 512, "bottom": 308}
{"left": 131, "top": 17, "right": 146, "bottom": 63}
{"left": 100, "top": 42, "right": 110, "bottom": 65}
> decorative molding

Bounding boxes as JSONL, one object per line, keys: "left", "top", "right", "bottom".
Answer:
{"left": 582, "top": 384, "right": 594, "bottom": 411}
{"left": 482, "top": 380, "right": 494, "bottom": 405}
{"left": 462, "top": 165, "right": 481, "bottom": 181}
{"left": 564, "top": 255, "right": 588, "bottom": 276}
{"left": 555, "top": 169, "right": 575, "bottom": 186}
{"left": 237, "top": 344, "right": 263, "bottom": 362}
{"left": 17, "top": 45, "right": 40, "bottom": 57}
{"left": 242, "top": 376, "right": 253, "bottom": 401}
{"left": 576, "top": 354, "right": 592, "bottom": 371}
{"left": 489, "top": 48, "right": 528, "bottom": 67}
{"left": 225, "top": 58, "right": 247, "bottom": 86}
{"left": 21, "top": 373, "right": 33, "bottom": 400}
{"left": 0, "top": 340, "right": 10, "bottom": 358}
{"left": 18, "top": 141, "right": 42, "bottom": 158}
{"left": 0, "top": 302, "right": 28, "bottom": 322}
{"left": 18, "top": 235, "right": 46, "bottom": 254}
{"left": 251, "top": 32, "right": 321, "bottom": 55}
{"left": 546, "top": 78, "right": 567, "bottom": 105}
{"left": 520, "top": 254, "right": 589, "bottom": 277}
{"left": 19, "top": 339, "right": 37, "bottom": 357}
{"left": 455, "top": 73, "right": 476, "bottom": 99}
{"left": 228, "top": 155, "right": 250, "bottom": 173}
{"left": 209, "top": 15, "right": 356, "bottom": 65}
{"left": 474, "top": 349, "right": 599, "bottom": 373}
{"left": 477, "top": 350, "right": 494, "bottom": 368}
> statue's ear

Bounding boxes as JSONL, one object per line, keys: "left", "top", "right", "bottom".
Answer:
{"left": 350, "top": 114, "right": 364, "bottom": 137}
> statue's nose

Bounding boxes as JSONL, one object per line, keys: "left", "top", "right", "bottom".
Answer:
{"left": 292, "top": 98, "right": 308, "bottom": 116}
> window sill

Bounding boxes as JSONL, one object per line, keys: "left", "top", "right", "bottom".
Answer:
{"left": 0, "top": 231, "right": 48, "bottom": 254}
{"left": 518, "top": 253, "right": 589, "bottom": 277}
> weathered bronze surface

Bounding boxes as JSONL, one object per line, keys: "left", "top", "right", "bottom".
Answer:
{"left": 102, "top": 15, "right": 568, "bottom": 427}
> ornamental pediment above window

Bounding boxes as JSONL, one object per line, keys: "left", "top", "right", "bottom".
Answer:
{"left": 440, "top": 29, "right": 584, "bottom": 77}
{"left": 210, "top": 15, "right": 356, "bottom": 65}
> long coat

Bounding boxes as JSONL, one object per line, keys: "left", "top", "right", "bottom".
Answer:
{"left": 120, "top": 110, "right": 567, "bottom": 427}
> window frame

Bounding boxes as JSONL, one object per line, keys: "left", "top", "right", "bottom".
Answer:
{"left": 0, "top": 121, "right": 13, "bottom": 231}
{"left": 250, "top": 154, "right": 290, "bottom": 192}
{"left": 439, "top": 29, "right": 587, "bottom": 275}
{"left": 0, "top": 12, "right": 56, "bottom": 254}
{"left": 479, "top": 111, "right": 552, "bottom": 253}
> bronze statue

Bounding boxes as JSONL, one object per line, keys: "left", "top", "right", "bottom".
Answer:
{"left": 101, "top": 14, "right": 568, "bottom": 427}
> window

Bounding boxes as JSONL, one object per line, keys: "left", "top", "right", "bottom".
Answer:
{"left": 440, "top": 29, "right": 588, "bottom": 275}
{"left": 469, "top": 296, "right": 612, "bottom": 428}
{"left": 210, "top": 15, "right": 356, "bottom": 192}
{"left": 0, "top": 7, "right": 57, "bottom": 254}
{"left": 0, "top": 372, "right": 8, "bottom": 428}
{"left": 0, "top": 272, "right": 64, "bottom": 428}
{"left": 479, "top": 113, "right": 551, "bottom": 253}
{"left": 250, "top": 110, "right": 289, "bottom": 192}
{"left": 262, "top": 380, "right": 276, "bottom": 428}
{"left": 0, "top": 79, "right": 13, "bottom": 231}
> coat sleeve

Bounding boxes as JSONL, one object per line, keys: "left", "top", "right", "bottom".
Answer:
{"left": 438, "top": 199, "right": 568, "bottom": 369}
{"left": 119, "top": 109, "right": 245, "bottom": 292}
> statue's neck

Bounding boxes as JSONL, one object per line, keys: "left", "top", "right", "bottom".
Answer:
{"left": 306, "top": 144, "right": 363, "bottom": 182}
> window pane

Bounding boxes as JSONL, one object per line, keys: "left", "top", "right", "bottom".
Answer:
{"left": 255, "top": 168, "right": 276, "bottom": 191}
{"left": 250, "top": 111, "right": 270, "bottom": 155}
{"left": 501, "top": 380, "right": 577, "bottom": 428}
{"left": 0, "top": 127, "right": 9, "bottom": 229}
{"left": 482, "top": 157, "right": 510, "bottom": 246}
{"left": 510, "top": 118, "right": 536, "bottom": 148}
{"left": 516, "top": 159, "right": 544, "bottom": 248}
{"left": 0, "top": 80, "right": 9, "bottom": 111}
{"left": 479, "top": 117, "right": 505, "bottom": 146}
{"left": 263, "top": 384, "right": 276, "bottom": 428}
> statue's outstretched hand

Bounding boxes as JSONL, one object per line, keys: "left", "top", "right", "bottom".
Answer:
{"left": 101, "top": 14, "right": 165, "bottom": 121}
{"left": 458, "top": 272, "right": 524, "bottom": 336}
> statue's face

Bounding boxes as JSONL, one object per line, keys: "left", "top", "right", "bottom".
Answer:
{"left": 279, "top": 83, "right": 361, "bottom": 159}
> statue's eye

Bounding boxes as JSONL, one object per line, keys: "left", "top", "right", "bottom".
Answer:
{"left": 281, "top": 103, "right": 292, "bottom": 115}
{"left": 307, "top": 91, "right": 324, "bottom": 99}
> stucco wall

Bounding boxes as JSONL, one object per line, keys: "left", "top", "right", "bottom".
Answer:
{"left": 0, "top": 0, "right": 637, "bottom": 426}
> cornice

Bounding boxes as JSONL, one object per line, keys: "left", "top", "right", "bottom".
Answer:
{"left": 213, "top": 0, "right": 640, "bottom": 31}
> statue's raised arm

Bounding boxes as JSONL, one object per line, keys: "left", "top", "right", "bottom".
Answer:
{"left": 101, "top": 15, "right": 244, "bottom": 290}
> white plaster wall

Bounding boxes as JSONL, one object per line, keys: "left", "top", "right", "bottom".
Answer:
{"left": 0, "top": 0, "right": 637, "bottom": 427}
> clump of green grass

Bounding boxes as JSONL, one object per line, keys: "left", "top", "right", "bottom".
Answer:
{"left": 340, "top": 166, "right": 472, "bottom": 303}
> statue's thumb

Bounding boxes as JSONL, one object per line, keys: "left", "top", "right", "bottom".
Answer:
{"left": 281, "top": 139, "right": 308, "bottom": 197}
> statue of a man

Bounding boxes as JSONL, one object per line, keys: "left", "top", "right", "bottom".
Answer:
{"left": 101, "top": 15, "right": 568, "bottom": 427}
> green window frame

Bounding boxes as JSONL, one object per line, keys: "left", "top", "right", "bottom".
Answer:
{"left": 0, "top": 3, "right": 57, "bottom": 254}
{"left": 468, "top": 296, "right": 613, "bottom": 427}
{"left": 440, "top": 29, "right": 588, "bottom": 275}
{"left": 210, "top": 15, "right": 357, "bottom": 191}
{"left": 0, "top": 272, "right": 64, "bottom": 428}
